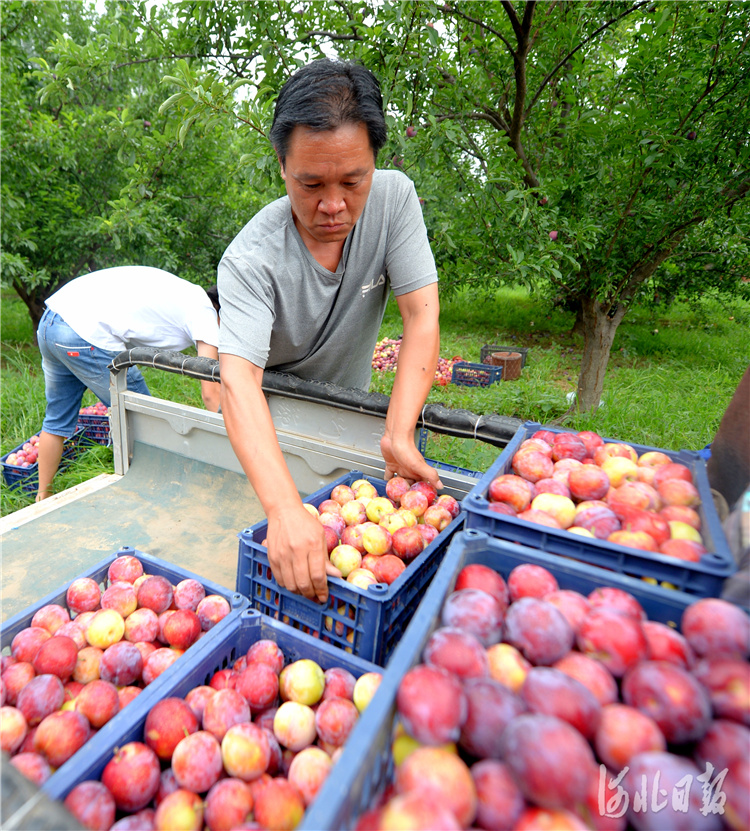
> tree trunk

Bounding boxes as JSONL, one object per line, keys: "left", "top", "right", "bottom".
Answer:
{"left": 570, "top": 299, "right": 585, "bottom": 336}
{"left": 574, "top": 296, "right": 627, "bottom": 413}
{"left": 12, "top": 281, "right": 46, "bottom": 344}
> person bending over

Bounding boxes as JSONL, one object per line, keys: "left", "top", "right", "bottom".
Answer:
{"left": 218, "top": 59, "right": 441, "bottom": 603}
{"left": 36, "top": 265, "right": 221, "bottom": 501}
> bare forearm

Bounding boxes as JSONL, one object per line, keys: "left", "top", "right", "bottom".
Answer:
{"left": 219, "top": 354, "right": 336, "bottom": 602}
{"left": 197, "top": 341, "right": 221, "bottom": 412}
{"left": 380, "top": 284, "right": 441, "bottom": 486}
{"left": 386, "top": 314, "right": 439, "bottom": 444}
{"left": 201, "top": 380, "right": 221, "bottom": 412}
{"left": 220, "top": 358, "right": 300, "bottom": 513}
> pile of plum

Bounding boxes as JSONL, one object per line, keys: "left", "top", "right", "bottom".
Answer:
{"left": 356, "top": 560, "right": 749, "bottom": 831}
{"left": 371, "top": 337, "right": 463, "bottom": 385}
{"left": 1, "top": 555, "right": 231, "bottom": 788}
{"left": 63, "top": 647, "right": 380, "bottom": 830}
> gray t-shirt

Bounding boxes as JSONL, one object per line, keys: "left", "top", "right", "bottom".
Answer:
{"left": 218, "top": 169, "right": 437, "bottom": 391}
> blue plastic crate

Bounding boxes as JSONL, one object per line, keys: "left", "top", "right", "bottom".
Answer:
{"left": 425, "top": 457, "right": 483, "bottom": 478}
{"left": 43, "top": 609, "right": 381, "bottom": 804}
{"left": 1, "top": 547, "right": 247, "bottom": 795}
{"left": 416, "top": 428, "right": 484, "bottom": 479}
{"left": 1, "top": 428, "right": 87, "bottom": 493}
{"left": 302, "top": 528, "right": 700, "bottom": 831}
{"left": 451, "top": 360, "right": 503, "bottom": 387}
{"left": 461, "top": 420, "right": 735, "bottom": 597}
{"left": 76, "top": 410, "right": 111, "bottom": 446}
{"left": 236, "top": 471, "right": 464, "bottom": 666}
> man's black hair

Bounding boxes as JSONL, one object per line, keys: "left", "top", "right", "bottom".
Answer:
{"left": 270, "top": 59, "right": 387, "bottom": 165}
{"left": 206, "top": 284, "right": 220, "bottom": 314}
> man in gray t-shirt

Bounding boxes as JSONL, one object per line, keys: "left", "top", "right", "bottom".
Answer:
{"left": 218, "top": 59, "right": 441, "bottom": 604}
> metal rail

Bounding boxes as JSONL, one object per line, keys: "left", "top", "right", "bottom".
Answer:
{"left": 109, "top": 347, "right": 522, "bottom": 447}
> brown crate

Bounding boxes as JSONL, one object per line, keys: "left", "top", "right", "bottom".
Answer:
{"left": 481, "top": 344, "right": 528, "bottom": 367}
{"left": 488, "top": 351, "right": 523, "bottom": 381}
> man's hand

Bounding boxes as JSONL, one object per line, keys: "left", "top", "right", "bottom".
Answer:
{"left": 381, "top": 431, "right": 443, "bottom": 490}
{"left": 265, "top": 502, "right": 342, "bottom": 604}
{"left": 220, "top": 353, "right": 341, "bottom": 604}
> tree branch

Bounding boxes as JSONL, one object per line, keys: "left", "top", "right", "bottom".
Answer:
{"left": 298, "top": 30, "right": 363, "bottom": 42}
{"left": 525, "top": 1, "right": 650, "bottom": 118}
{"left": 112, "top": 53, "right": 255, "bottom": 72}
{"left": 387, "top": 3, "right": 419, "bottom": 101}
{"left": 447, "top": 4, "right": 517, "bottom": 59}
{"left": 500, "top": 0, "right": 527, "bottom": 44}
{"left": 499, "top": 1, "right": 539, "bottom": 187}
{"left": 612, "top": 210, "right": 716, "bottom": 305}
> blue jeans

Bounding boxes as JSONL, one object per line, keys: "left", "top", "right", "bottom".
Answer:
{"left": 38, "top": 308, "right": 150, "bottom": 436}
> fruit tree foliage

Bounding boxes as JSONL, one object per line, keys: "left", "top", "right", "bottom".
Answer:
{"left": 0, "top": 0, "right": 264, "bottom": 331}
{"left": 5, "top": 1, "right": 749, "bottom": 411}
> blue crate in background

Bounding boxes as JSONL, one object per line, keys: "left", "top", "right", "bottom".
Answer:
{"left": 302, "top": 528, "right": 700, "bottom": 831}
{"left": 236, "top": 471, "right": 464, "bottom": 666}
{"left": 44, "top": 609, "right": 381, "bottom": 805}
{"left": 461, "top": 420, "right": 735, "bottom": 597}
{"left": 76, "top": 410, "right": 111, "bottom": 446}
{"left": 1, "top": 547, "right": 247, "bottom": 796}
{"left": 1, "top": 428, "right": 87, "bottom": 493}
{"left": 451, "top": 360, "right": 503, "bottom": 387}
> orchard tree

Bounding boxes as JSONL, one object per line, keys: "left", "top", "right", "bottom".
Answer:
{"left": 145, "top": 0, "right": 750, "bottom": 412}
{"left": 11, "top": 1, "right": 749, "bottom": 411}
{"left": 420, "top": 0, "right": 750, "bottom": 412}
{"left": 0, "top": 0, "right": 261, "bottom": 331}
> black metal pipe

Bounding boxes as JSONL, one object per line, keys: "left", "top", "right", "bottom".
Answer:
{"left": 109, "top": 348, "right": 521, "bottom": 447}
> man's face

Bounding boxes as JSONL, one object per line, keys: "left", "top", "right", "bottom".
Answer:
{"left": 280, "top": 123, "right": 375, "bottom": 250}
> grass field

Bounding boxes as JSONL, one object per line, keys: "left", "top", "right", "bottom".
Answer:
{"left": 2, "top": 286, "right": 748, "bottom": 516}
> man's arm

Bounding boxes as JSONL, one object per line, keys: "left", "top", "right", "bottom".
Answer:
{"left": 196, "top": 341, "right": 221, "bottom": 412}
{"left": 220, "top": 353, "right": 341, "bottom": 602}
{"left": 380, "top": 282, "right": 442, "bottom": 488}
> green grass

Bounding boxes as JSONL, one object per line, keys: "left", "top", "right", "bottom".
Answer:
{"left": 372, "top": 286, "right": 749, "bottom": 469}
{"left": 2, "top": 287, "right": 748, "bottom": 515}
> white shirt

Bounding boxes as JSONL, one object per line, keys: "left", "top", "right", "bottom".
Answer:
{"left": 46, "top": 266, "right": 219, "bottom": 352}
